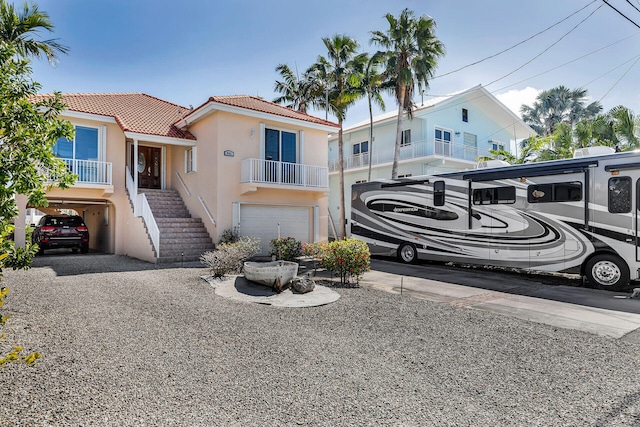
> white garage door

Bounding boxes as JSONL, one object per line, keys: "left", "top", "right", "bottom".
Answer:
{"left": 239, "top": 205, "right": 311, "bottom": 255}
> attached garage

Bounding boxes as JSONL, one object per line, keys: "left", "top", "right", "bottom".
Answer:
{"left": 237, "top": 204, "right": 314, "bottom": 255}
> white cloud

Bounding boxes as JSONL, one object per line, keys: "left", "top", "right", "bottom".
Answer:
{"left": 496, "top": 87, "right": 541, "bottom": 117}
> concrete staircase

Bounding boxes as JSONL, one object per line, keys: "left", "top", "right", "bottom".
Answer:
{"left": 140, "top": 189, "right": 215, "bottom": 263}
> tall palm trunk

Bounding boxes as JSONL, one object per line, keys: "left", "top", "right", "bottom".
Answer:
{"left": 337, "top": 122, "right": 346, "bottom": 239}
{"left": 391, "top": 84, "right": 406, "bottom": 179}
{"left": 367, "top": 92, "right": 374, "bottom": 182}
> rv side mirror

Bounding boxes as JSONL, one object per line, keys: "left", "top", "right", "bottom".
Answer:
{"left": 434, "top": 181, "right": 445, "bottom": 206}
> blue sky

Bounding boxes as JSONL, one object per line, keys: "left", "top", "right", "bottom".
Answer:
{"left": 28, "top": 0, "right": 640, "bottom": 127}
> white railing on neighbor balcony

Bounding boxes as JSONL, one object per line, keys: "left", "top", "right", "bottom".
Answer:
{"left": 61, "top": 158, "right": 113, "bottom": 185}
{"left": 125, "top": 166, "right": 160, "bottom": 257}
{"left": 328, "top": 139, "right": 485, "bottom": 172}
{"left": 241, "top": 158, "right": 329, "bottom": 188}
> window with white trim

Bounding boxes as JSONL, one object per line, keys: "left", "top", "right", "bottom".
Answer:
{"left": 185, "top": 147, "right": 196, "bottom": 173}
{"left": 401, "top": 129, "right": 411, "bottom": 146}
{"left": 353, "top": 141, "right": 369, "bottom": 155}
{"left": 53, "top": 125, "right": 100, "bottom": 161}
{"left": 491, "top": 141, "right": 505, "bottom": 152}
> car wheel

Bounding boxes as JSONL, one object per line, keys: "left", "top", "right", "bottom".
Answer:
{"left": 585, "top": 254, "right": 629, "bottom": 291}
{"left": 37, "top": 245, "right": 45, "bottom": 255}
{"left": 80, "top": 245, "right": 89, "bottom": 254}
{"left": 397, "top": 243, "right": 417, "bottom": 264}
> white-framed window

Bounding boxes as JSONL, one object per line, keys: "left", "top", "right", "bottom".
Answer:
{"left": 401, "top": 129, "right": 411, "bottom": 146}
{"left": 491, "top": 141, "right": 505, "bottom": 152}
{"left": 185, "top": 147, "right": 196, "bottom": 173}
{"left": 53, "top": 125, "right": 101, "bottom": 161}
{"left": 353, "top": 141, "right": 369, "bottom": 155}
{"left": 435, "top": 127, "right": 452, "bottom": 156}
{"left": 265, "top": 127, "right": 297, "bottom": 162}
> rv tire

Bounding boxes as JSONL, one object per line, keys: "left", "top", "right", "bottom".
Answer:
{"left": 397, "top": 243, "right": 417, "bottom": 264}
{"left": 585, "top": 254, "right": 629, "bottom": 291}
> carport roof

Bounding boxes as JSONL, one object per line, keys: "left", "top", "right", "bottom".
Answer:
{"left": 32, "top": 92, "right": 197, "bottom": 141}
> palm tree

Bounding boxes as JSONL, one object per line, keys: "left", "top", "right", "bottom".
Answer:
{"left": 0, "top": 0, "right": 68, "bottom": 63}
{"left": 371, "top": 8, "right": 444, "bottom": 179}
{"left": 272, "top": 64, "right": 319, "bottom": 113}
{"left": 354, "top": 52, "right": 386, "bottom": 182}
{"left": 520, "top": 86, "right": 602, "bottom": 136}
{"left": 609, "top": 105, "right": 639, "bottom": 150}
{"left": 314, "top": 34, "right": 362, "bottom": 239}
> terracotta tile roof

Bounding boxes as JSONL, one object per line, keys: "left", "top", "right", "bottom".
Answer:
{"left": 32, "top": 92, "right": 196, "bottom": 140}
{"left": 186, "top": 95, "right": 339, "bottom": 128}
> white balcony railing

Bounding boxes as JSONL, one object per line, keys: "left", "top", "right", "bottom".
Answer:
{"left": 241, "top": 158, "right": 329, "bottom": 188}
{"left": 328, "top": 139, "right": 486, "bottom": 172}
{"left": 61, "top": 158, "right": 113, "bottom": 185}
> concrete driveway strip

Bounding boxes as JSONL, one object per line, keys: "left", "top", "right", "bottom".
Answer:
{"left": 361, "top": 260, "right": 640, "bottom": 339}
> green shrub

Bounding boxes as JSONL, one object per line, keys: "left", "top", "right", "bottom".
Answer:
{"left": 320, "top": 238, "right": 370, "bottom": 285}
{"left": 218, "top": 227, "right": 240, "bottom": 244}
{"left": 201, "top": 236, "right": 261, "bottom": 277}
{"left": 269, "top": 237, "right": 302, "bottom": 262}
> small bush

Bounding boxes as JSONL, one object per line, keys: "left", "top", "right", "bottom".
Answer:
{"left": 269, "top": 237, "right": 302, "bottom": 262}
{"left": 201, "top": 236, "right": 260, "bottom": 277}
{"left": 320, "top": 238, "right": 370, "bottom": 285}
{"left": 218, "top": 227, "right": 240, "bottom": 244}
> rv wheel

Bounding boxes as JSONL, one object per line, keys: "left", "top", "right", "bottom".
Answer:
{"left": 397, "top": 243, "right": 417, "bottom": 264}
{"left": 585, "top": 254, "right": 629, "bottom": 291}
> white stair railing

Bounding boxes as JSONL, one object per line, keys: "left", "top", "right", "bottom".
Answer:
{"left": 125, "top": 166, "right": 160, "bottom": 257}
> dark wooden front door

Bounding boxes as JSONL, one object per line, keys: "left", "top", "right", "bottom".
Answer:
{"left": 132, "top": 146, "right": 162, "bottom": 189}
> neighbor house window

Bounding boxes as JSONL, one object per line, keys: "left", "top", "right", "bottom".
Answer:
{"left": 53, "top": 125, "right": 99, "bottom": 161}
{"left": 353, "top": 141, "right": 369, "bottom": 155}
{"left": 491, "top": 141, "right": 505, "bottom": 152}
{"left": 184, "top": 147, "right": 196, "bottom": 173}
{"left": 462, "top": 108, "right": 468, "bottom": 122}
{"left": 435, "top": 127, "right": 452, "bottom": 156}
{"left": 401, "top": 129, "right": 411, "bottom": 146}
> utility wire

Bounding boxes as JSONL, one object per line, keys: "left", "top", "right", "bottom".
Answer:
{"left": 602, "top": 0, "right": 640, "bottom": 29}
{"left": 598, "top": 55, "right": 640, "bottom": 102}
{"left": 432, "top": 0, "right": 598, "bottom": 79}
{"left": 626, "top": 0, "right": 640, "bottom": 14}
{"left": 484, "top": 4, "right": 603, "bottom": 87}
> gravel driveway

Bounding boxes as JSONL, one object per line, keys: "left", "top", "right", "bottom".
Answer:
{"left": 2, "top": 254, "right": 640, "bottom": 426}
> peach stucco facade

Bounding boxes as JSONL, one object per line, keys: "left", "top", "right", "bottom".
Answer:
{"left": 20, "top": 93, "right": 338, "bottom": 262}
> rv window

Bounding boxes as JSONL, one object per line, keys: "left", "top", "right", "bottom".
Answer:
{"left": 609, "top": 177, "right": 631, "bottom": 213}
{"left": 433, "top": 181, "right": 445, "bottom": 206}
{"left": 528, "top": 182, "right": 582, "bottom": 203}
{"left": 472, "top": 186, "right": 516, "bottom": 205}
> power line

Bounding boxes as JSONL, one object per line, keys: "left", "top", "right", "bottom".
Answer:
{"left": 484, "top": 4, "right": 603, "bottom": 87}
{"left": 432, "top": 1, "right": 599, "bottom": 80}
{"left": 626, "top": 0, "right": 640, "bottom": 14}
{"left": 602, "top": 0, "right": 640, "bottom": 29}
{"left": 598, "top": 55, "right": 640, "bottom": 102}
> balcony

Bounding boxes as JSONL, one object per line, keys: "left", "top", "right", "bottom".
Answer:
{"left": 61, "top": 158, "right": 113, "bottom": 185}
{"left": 241, "top": 158, "right": 329, "bottom": 190}
{"left": 329, "top": 139, "right": 486, "bottom": 172}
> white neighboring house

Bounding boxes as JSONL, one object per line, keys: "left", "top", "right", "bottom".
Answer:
{"left": 327, "top": 85, "right": 535, "bottom": 237}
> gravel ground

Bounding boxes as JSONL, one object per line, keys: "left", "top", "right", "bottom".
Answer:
{"left": 2, "top": 254, "right": 640, "bottom": 426}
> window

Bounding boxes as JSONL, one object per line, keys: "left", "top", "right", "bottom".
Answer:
{"left": 401, "top": 129, "right": 411, "bottom": 146}
{"left": 353, "top": 141, "right": 369, "bottom": 155}
{"left": 462, "top": 108, "right": 468, "bottom": 122}
{"left": 609, "top": 177, "right": 631, "bottom": 213}
{"left": 528, "top": 182, "right": 582, "bottom": 203}
{"left": 435, "top": 127, "right": 452, "bottom": 156}
{"left": 398, "top": 173, "right": 413, "bottom": 178}
{"left": 434, "top": 181, "right": 445, "bottom": 206}
{"left": 265, "top": 128, "right": 296, "bottom": 162}
{"left": 355, "top": 179, "right": 367, "bottom": 184}
{"left": 53, "top": 125, "right": 99, "bottom": 161}
{"left": 184, "top": 147, "right": 196, "bottom": 173}
{"left": 491, "top": 141, "right": 505, "bottom": 152}
{"left": 473, "top": 186, "right": 516, "bottom": 205}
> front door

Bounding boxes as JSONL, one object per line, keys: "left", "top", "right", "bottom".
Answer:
{"left": 133, "top": 146, "right": 162, "bottom": 189}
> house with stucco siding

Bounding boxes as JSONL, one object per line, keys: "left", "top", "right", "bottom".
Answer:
{"left": 17, "top": 93, "right": 339, "bottom": 262}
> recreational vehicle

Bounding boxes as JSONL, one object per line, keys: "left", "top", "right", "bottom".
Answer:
{"left": 350, "top": 148, "right": 640, "bottom": 290}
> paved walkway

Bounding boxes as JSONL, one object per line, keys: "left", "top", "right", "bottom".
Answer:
{"left": 360, "top": 258, "right": 640, "bottom": 341}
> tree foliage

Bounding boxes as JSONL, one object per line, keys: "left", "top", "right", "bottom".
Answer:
{"left": 0, "top": 41, "right": 75, "bottom": 366}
